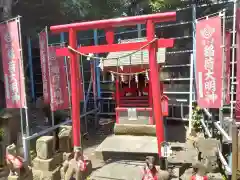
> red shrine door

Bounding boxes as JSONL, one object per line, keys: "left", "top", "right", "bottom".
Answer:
{"left": 50, "top": 12, "right": 176, "bottom": 158}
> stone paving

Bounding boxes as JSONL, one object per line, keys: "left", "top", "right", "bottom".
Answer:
{"left": 0, "top": 120, "right": 224, "bottom": 179}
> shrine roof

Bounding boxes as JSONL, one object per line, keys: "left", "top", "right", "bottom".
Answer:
{"left": 104, "top": 38, "right": 166, "bottom": 67}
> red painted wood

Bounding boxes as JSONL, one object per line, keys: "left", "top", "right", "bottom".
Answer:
{"left": 56, "top": 39, "right": 174, "bottom": 56}
{"left": 120, "top": 96, "right": 148, "bottom": 100}
{"left": 50, "top": 12, "right": 176, "bottom": 32}
{"left": 147, "top": 20, "right": 164, "bottom": 157}
{"left": 49, "top": 12, "right": 175, "bottom": 157}
{"left": 69, "top": 29, "right": 81, "bottom": 147}
{"left": 120, "top": 99, "right": 149, "bottom": 102}
{"left": 106, "top": 28, "right": 115, "bottom": 44}
{"left": 116, "top": 107, "right": 152, "bottom": 112}
{"left": 119, "top": 103, "right": 148, "bottom": 107}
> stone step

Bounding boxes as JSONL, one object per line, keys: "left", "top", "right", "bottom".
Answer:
{"left": 94, "top": 135, "right": 192, "bottom": 163}
{"left": 95, "top": 135, "right": 158, "bottom": 161}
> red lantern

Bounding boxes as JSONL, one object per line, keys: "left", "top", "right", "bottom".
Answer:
{"left": 161, "top": 95, "right": 169, "bottom": 116}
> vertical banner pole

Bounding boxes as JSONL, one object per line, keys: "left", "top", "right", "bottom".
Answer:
{"left": 46, "top": 27, "right": 55, "bottom": 127}
{"left": 90, "top": 60, "right": 98, "bottom": 127}
{"left": 230, "top": 0, "right": 237, "bottom": 119}
{"left": 231, "top": 123, "right": 238, "bottom": 180}
{"left": 220, "top": 10, "right": 226, "bottom": 131}
{"left": 60, "top": 33, "right": 71, "bottom": 114}
{"left": 27, "top": 37, "right": 35, "bottom": 102}
{"left": 189, "top": 54, "right": 194, "bottom": 134}
{"left": 192, "top": 4, "right": 197, "bottom": 102}
{"left": 17, "top": 17, "right": 30, "bottom": 162}
{"left": 80, "top": 52, "right": 88, "bottom": 134}
{"left": 93, "top": 30, "right": 101, "bottom": 110}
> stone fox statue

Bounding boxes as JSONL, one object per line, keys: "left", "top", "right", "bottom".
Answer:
{"left": 5, "top": 144, "right": 24, "bottom": 176}
{"left": 142, "top": 156, "right": 158, "bottom": 180}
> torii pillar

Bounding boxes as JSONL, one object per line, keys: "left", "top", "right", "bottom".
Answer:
{"left": 50, "top": 12, "right": 176, "bottom": 163}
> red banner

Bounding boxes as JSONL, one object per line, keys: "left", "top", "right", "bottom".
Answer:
{"left": 39, "top": 30, "right": 50, "bottom": 104}
{"left": 48, "top": 46, "right": 69, "bottom": 111}
{"left": 225, "top": 32, "right": 231, "bottom": 105}
{"left": 235, "top": 8, "right": 240, "bottom": 120}
{"left": 196, "top": 16, "right": 223, "bottom": 108}
{"left": 0, "top": 20, "right": 26, "bottom": 108}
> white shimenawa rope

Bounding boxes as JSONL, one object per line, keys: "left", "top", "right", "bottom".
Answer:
{"left": 67, "top": 38, "right": 158, "bottom": 76}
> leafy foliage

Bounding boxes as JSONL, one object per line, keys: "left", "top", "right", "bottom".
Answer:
{"left": 0, "top": 128, "right": 4, "bottom": 140}
{"left": 149, "top": 0, "right": 184, "bottom": 12}
{"left": 59, "top": 0, "right": 151, "bottom": 20}
{"left": 191, "top": 103, "right": 203, "bottom": 132}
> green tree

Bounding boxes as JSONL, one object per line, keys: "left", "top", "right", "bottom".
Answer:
{"left": 149, "top": 0, "right": 184, "bottom": 12}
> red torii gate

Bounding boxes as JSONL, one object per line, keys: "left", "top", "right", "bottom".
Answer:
{"left": 50, "top": 12, "right": 176, "bottom": 158}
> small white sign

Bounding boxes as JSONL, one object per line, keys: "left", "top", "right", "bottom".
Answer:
{"left": 128, "top": 108, "right": 137, "bottom": 121}
{"left": 160, "top": 142, "right": 172, "bottom": 158}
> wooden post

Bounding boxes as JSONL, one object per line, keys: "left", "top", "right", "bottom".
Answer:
{"left": 232, "top": 123, "right": 238, "bottom": 180}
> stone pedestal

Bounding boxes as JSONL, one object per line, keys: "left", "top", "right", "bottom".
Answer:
{"left": 32, "top": 136, "right": 61, "bottom": 180}
{"left": 32, "top": 167, "right": 61, "bottom": 180}
{"left": 8, "top": 175, "right": 19, "bottom": 180}
{"left": 36, "top": 136, "right": 55, "bottom": 160}
{"left": 7, "top": 168, "right": 33, "bottom": 180}
{"left": 32, "top": 153, "right": 62, "bottom": 171}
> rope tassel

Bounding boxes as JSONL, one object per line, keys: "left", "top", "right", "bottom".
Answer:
{"left": 111, "top": 73, "right": 115, "bottom": 82}
{"left": 98, "top": 58, "right": 104, "bottom": 70}
{"left": 145, "top": 70, "right": 149, "bottom": 81}
{"left": 87, "top": 53, "right": 94, "bottom": 60}
{"left": 135, "top": 74, "right": 138, "bottom": 83}
{"left": 121, "top": 74, "right": 124, "bottom": 82}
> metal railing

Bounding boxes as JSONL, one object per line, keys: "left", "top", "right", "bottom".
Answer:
{"left": 22, "top": 108, "right": 98, "bottom": 163}
{"left": 200, "top": 108, "right": 235, "bottom": 177}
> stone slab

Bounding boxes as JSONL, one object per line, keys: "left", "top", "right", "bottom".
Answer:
{"left": 207, "top": 173, "right": 224, "bottom": 180}
{"left": 89, "top": 160, "right": 170, "bottom": 180}
{"left": 89, "top": 160, "right": 146, "bottom": 180}
{"left": 32, "top": 167, "right": 60, "bottom": 180}
{"left": 95, "top": 135, "right": 158, "bottom": 160}
{"left": 7, "top": 176, "right": 19, "bottom": 180}
{"left": 194, "top": 138, "right": 220, "bottom": 153}
{"left": 114, "top": 124, "right": 156, "bottom": 136}
{"left": 32, "top": 153, "right": 62, "bottom": 171}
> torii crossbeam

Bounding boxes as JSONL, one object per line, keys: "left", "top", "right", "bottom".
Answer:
{"left": 50, "top": 12, "right": 176, "bottom": 160}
